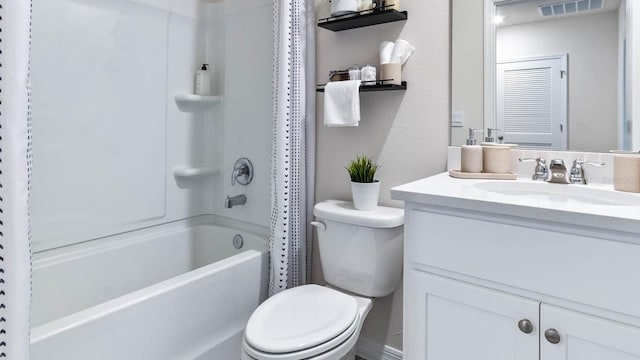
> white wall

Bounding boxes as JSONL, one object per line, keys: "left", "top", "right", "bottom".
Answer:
{"left": 451, "top": 0, "right": 485, "bottom": 146}
{"left": 313, "top": 0, "right": 450, "bottom": 352}
{"left": 497, "top": 11, "right": 619, "bottom": 152}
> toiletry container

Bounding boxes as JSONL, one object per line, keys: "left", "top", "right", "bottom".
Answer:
{"left": 461, "top": 128, "right": 483, "bottom": 173}
{"left": 360, "top": 64, "right": 376, "bottom": 82}
{"left": 386, "top": 0, "right": 399, "bottom": 10}
{"left": 614, "top": 154, "right": 640, "bottom": 193}
{"left": 195, "top": 64, "right": 211, "bottom": 96}
{"left": 482, "top": 144, "right": 514, "bottom": 173}
{"left": 241, "top": 200, "right": 403, "bottom": 360}
{"left": 331, "top": 0, "right": 359, "bottom": 16}
{"left": 348, "top": 65, "right": 361, "bottom": 81}
{"left": 380, "top": 63, "right": 401, "bottom": 85}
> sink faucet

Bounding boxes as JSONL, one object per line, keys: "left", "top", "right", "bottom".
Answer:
{"left": 519, "top": 157, "right": 548, "bottom": 181}
{"left": 225, "top": 194, "right": 247, "bottom": 209}
{"left": 569, "top": 159, "right": 605, "bottom": 185}
{"left": 547, "top": 159, "right": 570, "bottom": 184}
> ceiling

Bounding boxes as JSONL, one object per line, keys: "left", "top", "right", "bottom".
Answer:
{"left": 496, "top": 0, "right": 622, "bottom": 26}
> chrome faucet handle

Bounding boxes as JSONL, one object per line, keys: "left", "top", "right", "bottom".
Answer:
{"left": 231, "top": 164, "right": 248, "bottom": 185}
{"left": 519, "top": 157, "right": 548, "bottom": 181}
{"left": 570, "top": 159, "right": 605, "bottom": 185}
{"left": 231, "top": 158, "right": 254, "bottom": 186}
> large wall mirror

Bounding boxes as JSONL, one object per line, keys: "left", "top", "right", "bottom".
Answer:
{"left": 451, "top": 0, "right": 640, "bottom": 152}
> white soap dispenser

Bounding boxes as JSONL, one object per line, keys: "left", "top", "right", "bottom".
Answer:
{"left": 461, "top": 128, "right": 483, "bottom": 173}
{"left": 195, "top": 64, "right": 211, "bottom": 96}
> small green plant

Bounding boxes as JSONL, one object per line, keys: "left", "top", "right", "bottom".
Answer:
{"left": 346, "top": 155, "right": 379, "bottom": 183}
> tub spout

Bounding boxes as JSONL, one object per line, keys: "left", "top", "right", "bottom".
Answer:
{"left": 225, "top": 194, "right": 247, "bottom": 209}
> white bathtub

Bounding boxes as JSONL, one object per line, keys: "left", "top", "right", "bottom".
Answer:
{"left": 30, "top": 217, "right": 269, "bottom": 360}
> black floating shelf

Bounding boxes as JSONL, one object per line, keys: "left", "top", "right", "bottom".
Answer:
{"left": 316, "top": 81, "right": 407, "bottom": 93}
{"left": 318, "top": 9, "right": 408, "bottom": 32}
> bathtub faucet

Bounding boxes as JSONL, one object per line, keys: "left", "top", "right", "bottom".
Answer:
{"left": 225, "top": 194, "right": 247, "bottom": 209}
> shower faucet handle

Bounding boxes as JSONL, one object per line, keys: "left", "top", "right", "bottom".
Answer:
{"left": 231, "top": 158, "right": 254, "bottom": 186}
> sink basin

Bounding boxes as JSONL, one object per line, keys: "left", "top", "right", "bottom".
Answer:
{"left": 474, "top": 181, "right": 640, "bottom": 206}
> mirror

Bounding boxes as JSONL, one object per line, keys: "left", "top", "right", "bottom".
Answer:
{"left": 451, "top": 0, "right": 640, "bottom": 152}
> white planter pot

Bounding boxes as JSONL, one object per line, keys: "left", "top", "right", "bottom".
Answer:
{"left": 351, "top": 181, "right": 380, "bottom": 211}
{"left": 331, "top": 0, "right": 359, "bottom": 16}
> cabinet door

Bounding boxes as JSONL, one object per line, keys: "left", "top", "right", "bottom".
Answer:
{"left": 405, "top": 271, "right": 539, "bottom": 360}
{"left": 541, "top": 304, "right": 640, "bottom": 360}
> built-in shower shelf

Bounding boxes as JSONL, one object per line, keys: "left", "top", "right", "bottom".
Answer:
{"left": 174, "top": 94, "right": 221, "bottom": 113}
{"left": 173, "top": 165, "right": 220, "bottom": 180}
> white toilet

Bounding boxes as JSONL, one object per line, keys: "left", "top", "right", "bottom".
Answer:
{"left": 241, "top": 200, "right": 404, "bottom": 360}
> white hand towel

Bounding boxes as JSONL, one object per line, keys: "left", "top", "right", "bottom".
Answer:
{"left": 324, "top": 80, "right": 362, "bottom": 127}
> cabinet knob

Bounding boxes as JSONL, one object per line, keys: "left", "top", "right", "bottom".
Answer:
{"left": 544, "top": 328, "right": 561, "bottom": 344}
{"left": 517, "top": 319, "right": 534, "bottom": 334}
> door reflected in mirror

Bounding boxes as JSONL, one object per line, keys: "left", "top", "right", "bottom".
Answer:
{"left": 451, "top": 0, "right": 639, "bottom": 152}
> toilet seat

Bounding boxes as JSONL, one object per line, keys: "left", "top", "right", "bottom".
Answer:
{"left": 242, "top": 313, "right": 359, "bottom": 360}
{"left": 243, "top": 285, "right": 359, "bottom": 360}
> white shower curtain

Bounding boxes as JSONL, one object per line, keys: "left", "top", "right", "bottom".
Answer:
{"left": 270, "top": 0, "right": 315, "bottom": 295}
{"left": 0, "top": 1, "right": 34, "bottom": 359}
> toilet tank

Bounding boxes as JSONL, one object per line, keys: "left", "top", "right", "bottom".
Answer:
{"left": 313, "top": 200, "right": 404, "bottom": 298}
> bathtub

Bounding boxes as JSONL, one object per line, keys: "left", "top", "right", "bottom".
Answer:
{"left": 30, "top": 217, "right": 269, "bottom": 360}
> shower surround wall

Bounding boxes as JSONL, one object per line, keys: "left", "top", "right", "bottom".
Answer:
{"left": 30, "top": 0, "right": 272, "bottom": 253}
{"left": 29, "top": 0, "right": 273, "bottom": 356}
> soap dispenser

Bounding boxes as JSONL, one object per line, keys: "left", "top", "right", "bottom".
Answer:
{"left": 195, "top": 64, "right": 211, "bottom": 96}
{"left": 461, "top": 128, "right": 483, "bottom": 173}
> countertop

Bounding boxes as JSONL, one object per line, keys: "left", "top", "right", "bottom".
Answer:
{"left": 391, "top": 172, "right": 640, "bottom": 236}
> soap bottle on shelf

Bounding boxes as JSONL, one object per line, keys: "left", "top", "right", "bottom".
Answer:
{"left": 195, "top": 64, "right": 211, "bottom": 96}
{"left": 461, "top": 128, "right": 483, "bottom": 173}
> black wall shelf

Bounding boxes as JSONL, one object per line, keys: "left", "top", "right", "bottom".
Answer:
{"left": 318, "top": 9, "right": 408, "bottom": 32}
{"left": 316, "top": 81, "right": 407, "bottom": 93}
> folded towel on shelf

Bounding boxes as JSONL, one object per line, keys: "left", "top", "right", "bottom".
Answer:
{"left": 380, "top": 41, "right": 395, "bottom": 64}
{"left": 324, "top": 80, "right": 362, "bottom": 127}
{"left": 390, "top": 39, "right": 415, "bottom": 65}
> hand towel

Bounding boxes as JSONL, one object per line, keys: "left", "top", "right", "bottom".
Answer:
{"left": 324, "top": 80, "right": 362, "bottom": 127}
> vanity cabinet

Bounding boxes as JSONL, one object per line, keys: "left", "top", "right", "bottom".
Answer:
{"left": 407, "top": 270, "right": 539, "bottom": 360}
{"left": 400, "top": 203, "right": 640, "bottom": 360}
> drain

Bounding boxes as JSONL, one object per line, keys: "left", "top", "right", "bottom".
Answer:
{"left": 233, "top": 234, "right": 244, "bottom": 249}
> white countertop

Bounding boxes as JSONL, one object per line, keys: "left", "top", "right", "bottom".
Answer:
{"left": 391, "top": 172, "right": 640, "bottom": 235}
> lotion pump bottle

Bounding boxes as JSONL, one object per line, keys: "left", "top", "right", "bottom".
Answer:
{"left": 195, "top": 64, "right": 211, "bottom": 95}
{"left": 461, "top": 128, "right": 483, "bottom": 173}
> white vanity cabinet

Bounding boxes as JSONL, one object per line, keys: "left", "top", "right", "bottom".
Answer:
{"left": 406, "top": 270, "right": 540, "bottom": 360}
{"left": 392, "top": 174, "right": 640, "bottom": 360}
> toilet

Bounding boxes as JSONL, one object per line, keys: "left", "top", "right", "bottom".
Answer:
{"left": 241, "top": 200, "right": 404, "bottom": 360}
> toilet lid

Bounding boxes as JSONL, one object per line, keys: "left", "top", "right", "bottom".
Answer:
{"left": 244, "top": 284, "right": 358, "bottom": 354}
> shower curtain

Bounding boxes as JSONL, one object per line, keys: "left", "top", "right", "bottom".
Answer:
{"left": 0, "top": 1, "right": 34, "bottom": 359}
{"left": 270, "top": 0, "right": 316, "bottom": 295}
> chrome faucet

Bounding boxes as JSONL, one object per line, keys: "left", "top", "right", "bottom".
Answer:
{"left": 569, "top": 159, "right": 605, "bottom": 185}
{"left": 225, "top": 194, "right": 247, "bottom": 208}
{"left": 547, "top": 159, "right": 570, "bottom": 184}
{"left": 519, "top": 157, "right": 548, "bottom": 181}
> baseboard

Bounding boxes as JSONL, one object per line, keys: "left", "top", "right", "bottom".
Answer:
{"left": 355, "top": 337, "right": 403, "bottom": 360}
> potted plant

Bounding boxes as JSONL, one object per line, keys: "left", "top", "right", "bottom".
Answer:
{"left": 346, "top": 155, "right": 380, "bottom": 210}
